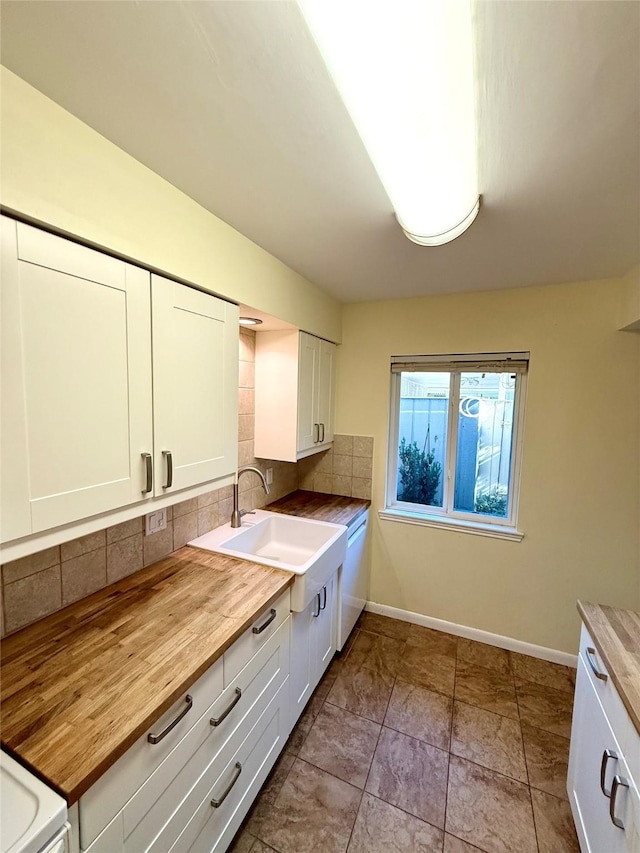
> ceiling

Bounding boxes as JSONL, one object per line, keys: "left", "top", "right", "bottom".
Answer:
{"left": 1, "top": 1, "right": 638, "bottom": 303}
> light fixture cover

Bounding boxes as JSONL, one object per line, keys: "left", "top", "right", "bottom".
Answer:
{"left": 239, "top": 317, "right": 263, "bottom": 326}
{"left": 298, "top": 0, "right": 479, "bottom": 245}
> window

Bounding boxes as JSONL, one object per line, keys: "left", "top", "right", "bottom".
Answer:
{"left": 383, "top": 353, "right": 528, "bottom": 539}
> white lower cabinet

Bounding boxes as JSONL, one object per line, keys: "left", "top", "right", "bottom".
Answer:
{"left": 77, "top": 576, "right": 340, "bottom": 853}
{"left": 568, "top": 626, "right": 640, "bottom": 853}
{"left": 289, "top": 571, "right": 337, "bottom": 731}
{"left": 79, "top": 605, "right": 291, "bottom": 853}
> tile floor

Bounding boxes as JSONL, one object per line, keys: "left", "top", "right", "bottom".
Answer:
{"left": 230, "top": 612, "right": 579, "bottom": 853}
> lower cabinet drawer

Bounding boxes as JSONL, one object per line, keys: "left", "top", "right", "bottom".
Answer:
{"left": 80, "top": 657, "right": 224, "bottom": 849}
{"left": 224, "top": 589, "right": 291, "bottom": 686}
{"left": 80, "top": 616, "right": 290, "bottom": 852}
{"left": 174, "top": 678, "right": 289, "bottom": 853}
{"left": 123, "top": 617, "right": 290, "bottom": 853}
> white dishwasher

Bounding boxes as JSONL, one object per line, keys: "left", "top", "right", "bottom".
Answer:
{"left": 336, "top": 511, "right": 370, "bottom": 651}
{"left": 0, "top": 750, "right": 69, "bottom": 853}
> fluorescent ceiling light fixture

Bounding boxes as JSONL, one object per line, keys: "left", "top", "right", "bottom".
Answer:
{"left": 239, "top": 317, "right": 263, "bottom": 326}
{"left": 298, "top": 0, "right": 479, "bottom": 246}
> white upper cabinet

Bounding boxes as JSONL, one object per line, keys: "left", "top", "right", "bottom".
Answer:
{"left": 1, "top": 218, "right": 153, "bottom": 540}
{"left": 254, "top": 330, "right": 336, "bottom": 463}
{"left": 151, "top": 274, "right": 238, "bottom": 494}
{"left": 1, "top": 218, "right": 238, "bottom": 544}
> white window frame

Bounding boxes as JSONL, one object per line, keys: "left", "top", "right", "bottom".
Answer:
{"left": 381, "top": 352, "right": 529, "bottom": 541}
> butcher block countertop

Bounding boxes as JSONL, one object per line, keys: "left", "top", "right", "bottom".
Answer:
{"left": 578, "top": 600, "right": 640, "bottom": 734}
{"left": 266, "top": 490, "right": 370, "bottom": 529}
{"left": 0, "top": 547, "right": 293, "bottom": 804}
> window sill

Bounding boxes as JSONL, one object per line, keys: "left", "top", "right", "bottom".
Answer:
{"left": 378, "top": 508, "right": 524, "bottom": 542}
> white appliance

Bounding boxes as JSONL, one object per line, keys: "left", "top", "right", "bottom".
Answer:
{"left": 337, "top": 511, "right": 370, "bottom": 650}
{"left": 0, "top": 750, "right": 68, "bottom": 853}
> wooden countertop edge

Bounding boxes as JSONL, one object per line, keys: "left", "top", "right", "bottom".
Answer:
{"left": 1, "top": 550, "right": 294, "bottom": 804}
{"left": 69, "top": 571, "right": 294, "bottom": 803}
{"left": 577, "top": 600, "right": 640, "bottom": 735}
{"left": 265, "top": 491, "right": 371, "bottom": 528}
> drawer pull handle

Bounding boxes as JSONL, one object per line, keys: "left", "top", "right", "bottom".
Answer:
{"left": 253, "top": 608, "right": 277, "bottom": 635}
{"left": 586, "top": 647, "right": 608, "bottom": 681}
{"left": 610, "top": 775, "right": 629, "bottom": 829}
{"left": 210, "top": 688, "right": 242, "bottom": 727}
{"left": 211, "top": 762, "right": 242, "bottom": 808}
{"left": 141, "top": 452, "right": 153, "bottom": 495}
{"left": 320, "top": 423, "right": 325, "bottom": 442}
{"left": 313, "top": 423, "right": 319, "bottom": 443}
{"left": 320, "top": 585, "right": 327, "bottom": 611}
{"left": 163, "top": 450, "right": 173, "bottom": 489}
{"left": 313, "top": 592, "right": 321, "bottom": 617}
{"left": 601, "top": 749, "right": 618, "bottom": 797}
{"left": 147, "top": 694, "right": 193, "bottom": 744}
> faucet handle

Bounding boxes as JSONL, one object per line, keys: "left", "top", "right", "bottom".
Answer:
{"left": 239, "top": 509, "right": 255, "bottom": 518}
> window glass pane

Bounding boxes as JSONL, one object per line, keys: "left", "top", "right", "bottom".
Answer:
{"left": 397, "top": 372, "right": 449, "bottom": 508}
{"left": 453, "top": 372, "right": 516, "bottom": 517}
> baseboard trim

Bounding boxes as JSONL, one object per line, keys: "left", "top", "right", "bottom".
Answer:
{"left": 365, "top": 601, "right": 578, "bottom": 668}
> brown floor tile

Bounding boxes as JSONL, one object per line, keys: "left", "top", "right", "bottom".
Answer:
{"left": 516, "top": 679, "right": 574, "bottom": 738}
{"left": 227, "top": 829, "right": 256, "bottom": 852}
{"left": 245, "top": 749, "right": 296, "bottom": 836}
{"left": 299, "top": 703, "right": 381, "bottom": 788}
{"left": 384, "top": 680, "right": 452, "bottom": 750}
{"left": 286, "top": 725, "right": 307, "bottom": 755}
{"left": 451, "top": 701, "right": 528, "bottom": 783}
{"left": 398, "top": 641, "right": 456, "bottom": 695}
{"left": 531, "top": 788, "right": 580, "bottom": 853}
{"left": 250, "top": 843, "right": 278, "bottom": 853}
{"left": 347, "top": 792, "right": 443, "bottom": 852}
{"left": 511, "top": 652, "right": 576, "bottom": 693}
{"left": 522, "top": 722, "right": 570, "bottom": 800}
{"left": 253, "top": 759, "right": 361, "bottom": 853}
{"left": 346, "top": 630, "right": 405, "bottom": 678}
{"left": 444, "top": 834, "right": 486, "bottom": 853}
{"left": 446, "top": 755, "right": 537, "bottom": 853}
{"left": 454, "top": 661, "right": 519, "bottom": 719}
{"left": 366, "top": 726, "right": 449, "bottom": 828}
{"left": 342, "top": 627, "right": 360, "bottom": 655}
{"left": 327, "top": 666, "right": 395, "bottom": 723}
{"left": 357, "top": 611, "right": 411, "bottom": 641}
{"left": 408, "top": 624, "right": 458, "bottom": 656}
{"left": 297, "top": 693, "right": 325, "bottom": 735}
{"left": 457, "top": 638, "right": 512, "bottom": 675}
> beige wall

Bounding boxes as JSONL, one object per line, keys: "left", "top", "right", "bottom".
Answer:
{"left": 335, "top": 276, "right": 640, "bottom": 654}
{"left": 0, "top": 67, "right": 342, "bottom": 343}
{"left": 620, "top": 264, "right": 640, "bottom": 331}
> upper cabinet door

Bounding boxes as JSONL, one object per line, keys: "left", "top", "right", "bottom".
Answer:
{"left": 297, "top": 332, "right": 319, "bottom": 453}
{"left": 1, "top": 219, "right": 153, "bottom": 540}
{"left": 151, "top": 275, "right": 238, "bottom": 494}
{"left": 317, "top": 339, "right": 335, "bottom": 445}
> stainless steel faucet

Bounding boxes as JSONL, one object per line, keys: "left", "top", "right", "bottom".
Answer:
{"left": 230, "top": 466, "right": 271, "bottom": 528}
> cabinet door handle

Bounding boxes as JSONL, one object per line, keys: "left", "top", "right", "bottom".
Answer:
{"left": 163, "top": 450, "right": 173, "bottom": 489}
{"left": 320, "top": 585, "right": 327, "bottom": 610}
{"left": 313, "top": 592, "right": 321, "bottom": 617}
{"left": 210, "top": 687, "right": 242, "bottom": 727}
{"left": 141, "top": 452, "right": 153, "bottom": 494}
{"left": 252, "top": 608, "right": 277, "bottom": 634}
{"left": 610, "top": 775, "right": 629, "bottom": 829}
{"left": 147, "top": 694, "right": 192, "bottom": 744}
{"left": 313, "top": 423, "right": 319, "bottom": 443}
{"left": 320, "top": 423, "right": 325, "bottom": 442}
{"left": 586, "top": 647, "right": 608, "bottom": 681}
{"left": 211, "top": 762, "right": 242, "bottom": 808}
{"left": 601, "top": 749, "right": 618, "bottom": 797}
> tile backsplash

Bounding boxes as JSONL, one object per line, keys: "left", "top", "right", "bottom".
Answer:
{"left": 297, "top": 433, "right": 373, "bottom": 500}
{"left": 0, "top": 327, "right": 373, "bottom": 636}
